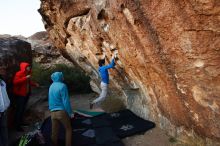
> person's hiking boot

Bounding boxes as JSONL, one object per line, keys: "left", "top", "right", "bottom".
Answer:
{"left": 90, "top": 103, "right": 94, "bottom": 109}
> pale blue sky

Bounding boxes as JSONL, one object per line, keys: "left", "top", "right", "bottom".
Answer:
{"left": 0, "top": 0, "right": 45, "bottom": 37}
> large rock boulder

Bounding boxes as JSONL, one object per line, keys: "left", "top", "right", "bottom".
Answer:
{"left": 39, "top": 0, "right": 220, "bottom": 144}
{"left": 27, "top": 31, "right": 72, "bottom": 68}
{"left": 0, "top": 36, "right": 32, "bottom": 87}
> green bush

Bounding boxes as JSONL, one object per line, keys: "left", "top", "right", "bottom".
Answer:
{"left": 32, "top": 61, "right": 92, "bottom": 93}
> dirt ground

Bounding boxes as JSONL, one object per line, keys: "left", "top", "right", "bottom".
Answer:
{"left": 8, "top": 88, "right": 183, "bottom": 146}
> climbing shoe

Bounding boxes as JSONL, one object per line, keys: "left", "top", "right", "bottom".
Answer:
{"left": 90, "top": 103, "right": 94, "bottom": 109}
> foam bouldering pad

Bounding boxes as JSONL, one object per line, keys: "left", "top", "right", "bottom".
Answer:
{"left": 72, "top": 118, "right": 92, "bottom": 129}
{"left": 40, "top": 109, "right": 155, "bottom": 146}
{"left": 73, "top": 128, "right": 96, "bottom": 146}
{"left": 92, "top": 115, "right": 111, "bottom": 128}
{"left": 95, "top": 110, "right": 156, "bottom": 138}
{"left": 74, "top": 109, "right": 104, "bottom": 117}
{"left": 95, "top": 127, "right": 120, "bottom": 144}
{"left": 40, "top": 116, "right": 121, "bottom": 146}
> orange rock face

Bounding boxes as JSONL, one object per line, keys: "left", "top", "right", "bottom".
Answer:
{"left": 39, "top": 0, "right": 220, "bottom": 143}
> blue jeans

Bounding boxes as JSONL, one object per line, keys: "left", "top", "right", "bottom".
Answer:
{"left": 0, "top": 112, "right": 8, "bottom": 146}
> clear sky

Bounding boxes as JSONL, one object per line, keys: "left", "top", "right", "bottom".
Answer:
{"left": 0, "top": 0, "right": 45, "bottom": 37}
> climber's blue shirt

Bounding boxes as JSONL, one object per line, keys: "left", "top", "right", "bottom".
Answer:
{"left": 49, "top": 72, "right": 73, "bottom": 117}
{"left": 99, "top": 59, "right": 115, "bottom": 84}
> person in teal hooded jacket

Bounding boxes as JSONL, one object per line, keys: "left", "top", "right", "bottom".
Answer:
{"left": 49, "top": 72, "right": 73, "bottom": 146}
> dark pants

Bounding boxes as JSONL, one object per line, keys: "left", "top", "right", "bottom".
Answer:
{"left": 14, "top": 95, "right": 29, "bottom": 129}
{"left": 0, "top": 113, "right": 8, "bottom": 146}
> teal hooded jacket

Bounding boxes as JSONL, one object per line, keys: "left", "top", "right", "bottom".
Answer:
{"left": 49, "top": 72, "right": 73, "bottom": 117}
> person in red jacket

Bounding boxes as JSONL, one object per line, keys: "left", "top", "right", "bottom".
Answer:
{"left": 13, "top": 62, "right": 38, "bottom": 131}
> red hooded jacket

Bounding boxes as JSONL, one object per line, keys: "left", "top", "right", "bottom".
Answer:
{"left": 13, "top": 62, "right": 37, "bottom": 97}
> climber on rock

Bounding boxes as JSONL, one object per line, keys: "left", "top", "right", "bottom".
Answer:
{"left": 90, "top": 51, "right": 118, "bottom": 109}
